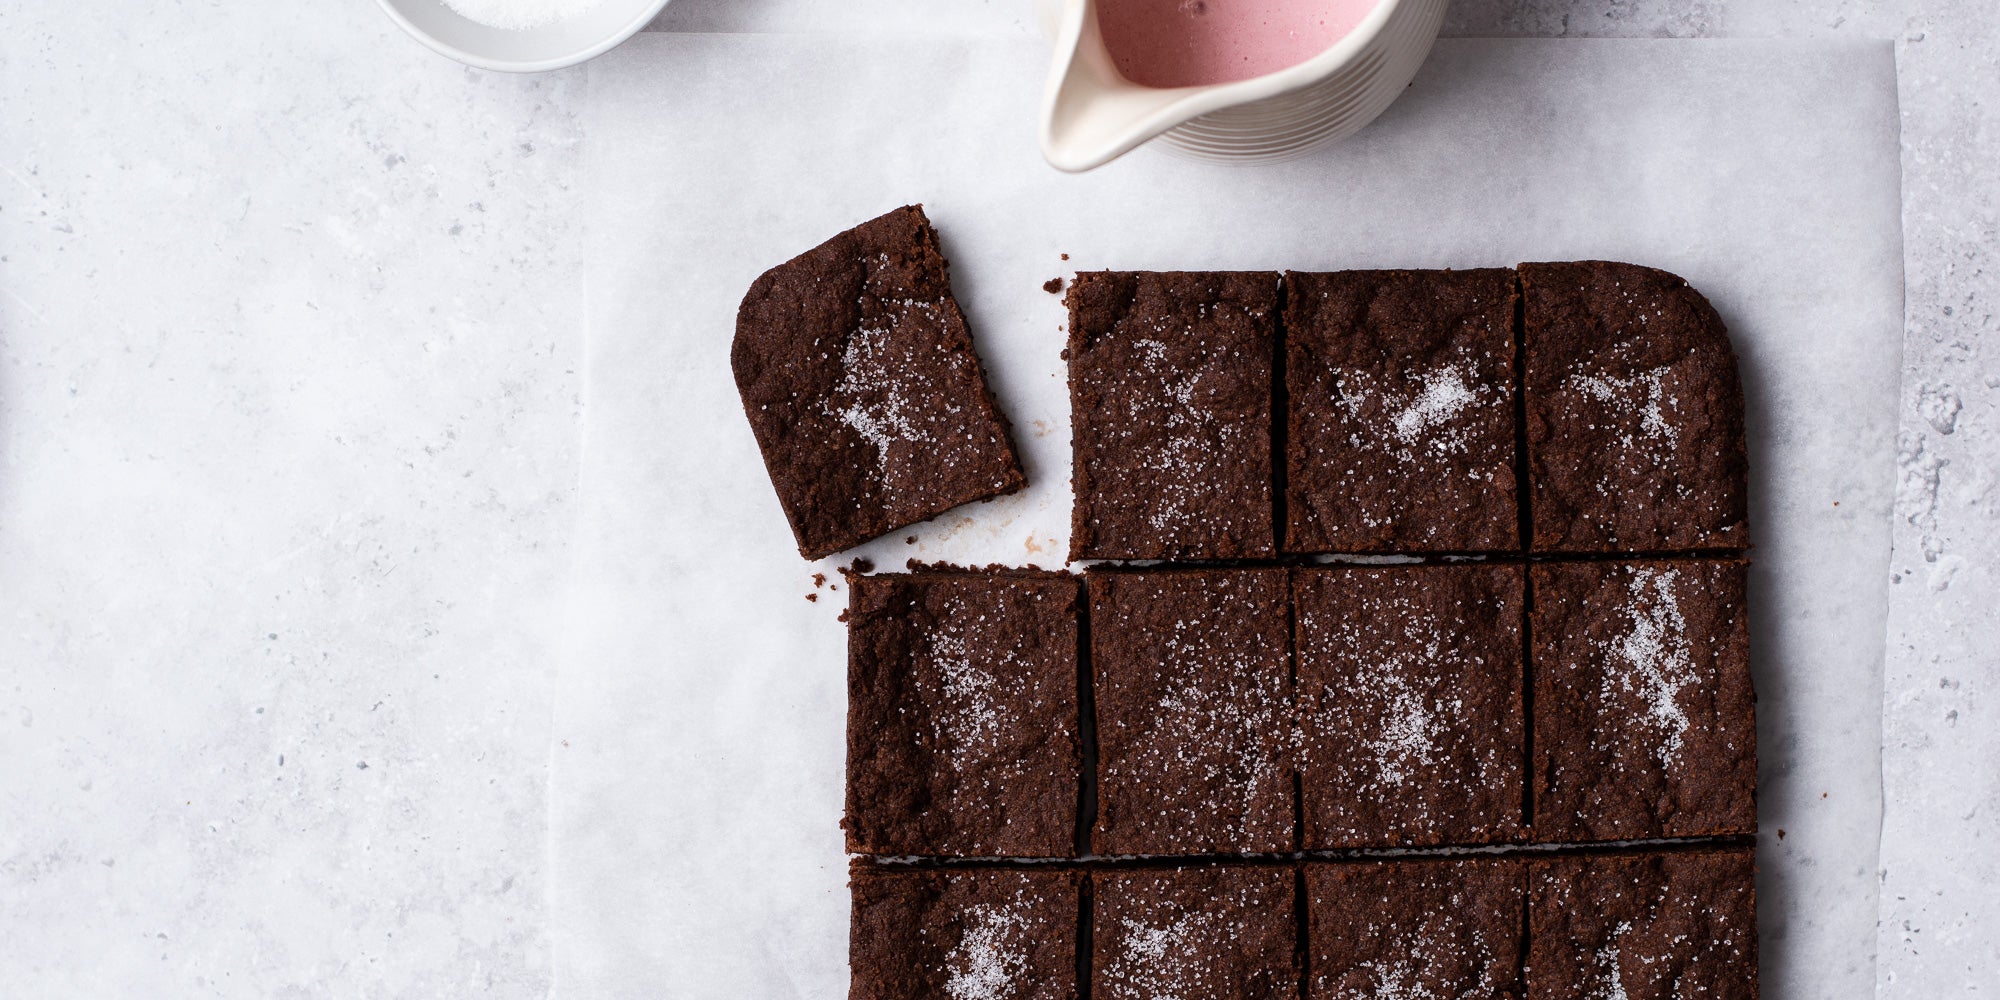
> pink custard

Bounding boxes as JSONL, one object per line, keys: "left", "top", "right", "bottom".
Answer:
{"left": 1096, "top": 0, "right": 1381, "bottom": 88}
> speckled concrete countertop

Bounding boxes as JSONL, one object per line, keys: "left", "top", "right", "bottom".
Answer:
{"left": 1, "top": 1, "right": 1991, "bottom": 996}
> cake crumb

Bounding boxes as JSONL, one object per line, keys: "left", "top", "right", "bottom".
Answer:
{"left": 906, "top": 535, "right": 919, "bottom": 544}
{"left": 813, "top": 573, "right": 827, "bottom": 587}
{"left": 1060, "top": 253, "right": 1070, "bottom": 260}
{"left": 1043, "top": 277, "right": 1064, "bottom": 294}
{"left": 806, "top": 593, "right": 818, "bottom": 602}
{"left": 850, "top": 557, "right": 876, "bottom": 574}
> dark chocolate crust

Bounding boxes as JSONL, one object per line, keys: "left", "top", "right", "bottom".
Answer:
{"left": 1307, "top": 858, "right": 1524, "bottom": 1000}
{"left": 1284, "top": 269, "right": 1520, "bottom": 553}
{"left": 850, "top": 864, "right": 1081, "bottom": 1000}
{"left": 1088, "top": 567, "right": 1295, "bottom": 855}
{"left": 1531, "top": 559, "right": 1757, "bottom": 842}
{"left": 1066, "top": 270, "right": 1279, "bottom": 561}
{"left": 1521, "top": 261, "right": 1748, "bottom": 552}
{"left": 1093, "top": 866, "right": 1297, "bottom": 1000}
{"left": 844, "top": 569, "right": 1082, "bottom": 857}
{"left": 1294, "top": 564, "right": 1525, "bottom": 849}
{"left": 732, "top": 205, "right": 1025, "bottom": 561}
{"left": 1529, "top": 850, "right": 1759, "bottom": 1000}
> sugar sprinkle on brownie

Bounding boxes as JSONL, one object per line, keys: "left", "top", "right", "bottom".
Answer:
{"left": 1066, "top": 270, "right": 1278, "bottom": 561}
{"left": 1295, "top": 565, "right": 1524, "bottom": 848}
{"left": 1529, "top": 849, "right": 1758, "bottom": 1000}
{"left": 1521, "top": 260, "right": 1748, "bottom": 552}
{"left": 844, "top": 569, "right": 1081, "bottom": 857}
{"left": 1532, "top": 559, "right": 1756, "bottom": 841}
{"left": 850, "top": 865, "right": 1080, "bottom": 1000}
{"left": 733, "top": 206, "right": 1025, "bottom": 561}
{"left": 1307, "top": 858, "right": 1524, "bottom": 1000}
{"left": 1088, "top": 568, "right": 1295, "bottom": 855}
{"left": 1284, "top": 269, "right": 1519, "bottom": 553}
{"left": 1093, "top": 866, "right": 1296, "bottom": 1000}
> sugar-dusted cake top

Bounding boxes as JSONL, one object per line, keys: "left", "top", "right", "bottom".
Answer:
{"left": 844, "top": 568, "right": 1082, "bottom": 857}
{"left": 1093, "top": 866, "right": 1297, "bottom": 1000}
{"left": 1522, "top": 260, "right": 1748, "bottom": 552}
{"left": 1285, "top": 268, "right": 1520, "bottom": 553}
{"left": 1531, "top": 559, "right": 1756, "bottom": 841}
{"left": 1066, "top": 270, "right": 1279, "bottom": 561}
{"left": 849, "top": 865, "right": 1080, "bottom": 1000}
{"left": 733, "top": 205, "right": 1024, "bottom": 560}
{"left": 1088, "top": 567, "right": 1295, "bottom": 855}
{"left": 1294, "top": 564, "right": 1525, "bottom": 848}
{"left": 1529, "top": 850, "right": 1758, "bottom": 1000}
{"left": 1308, "top": 858, "right": 1525, "bottom": 1000}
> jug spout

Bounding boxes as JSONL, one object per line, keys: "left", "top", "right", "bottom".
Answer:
{"left": 1038, "top": 0, "right": 1205, "bottom": 172}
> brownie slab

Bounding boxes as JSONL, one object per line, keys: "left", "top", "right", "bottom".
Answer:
{"left": 733, "top": 205, "right": 1025, "bottom": 560}
{"left": 1521, "top": 261, "right": 1748, "bottom": 552}
{"left": 1307, "top": 858, "right": 1524, "bottom": 1000}
{"left": 1284, "top": 269, "right": 1519, "bottom": 553}
{"left": 1295, "top": 565, "right": 1525, "bottom": 848}
{"left": 850, "top": 864, "right": 1080, "bottom": 1000}
{"left": 844, "top": 568, "right": 1082, "bottom": 857}
{"left": 1066, "top": 271, "right": 1279, "bottom": 561}
{"left": 1529, "top": 849, "right": 1758, "bottom": 1000}
{"left": 1531, "top": 560, "right": 1756, "bottom": 842}
{"left": 1089, "top": 568, "right": 1295, "bottom": 855}
{"left": 1093, "top": 866, "right": 1297, "bottom": 1000}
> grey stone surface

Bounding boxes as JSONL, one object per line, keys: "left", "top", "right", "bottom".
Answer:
{"left": 0, "top": 3, "right": 578, "bottom": 997}
{"left": 1877, "top": 2, "right": 2000, "bottom": 995}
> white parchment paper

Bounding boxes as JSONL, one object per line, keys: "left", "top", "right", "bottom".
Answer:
{"left": 556, "top": 35, "right": 1903, "bottom": 1000}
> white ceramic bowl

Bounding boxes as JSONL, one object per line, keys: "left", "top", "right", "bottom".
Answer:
{"left": 375, "top": 0, "right": 671, "bottom": 73}
{"left": 1040, "top": 0, "right": 1449, "bottom": 170}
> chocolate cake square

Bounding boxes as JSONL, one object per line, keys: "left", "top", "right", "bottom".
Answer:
{"left": 1284, "top": 269, "right": 1519, "bottom": 553}
{"left": 1529, "top": 849, "right": 1758, "bottom": 1000}
{"left": 1066, "top": 270, "right": 1279, "bottom": 561}
{"left": 1088, "top": 568, "right": 1296, "bottom": 855}
{"left": 1521, "top": 261, "right": 1748, "bottom": 552}
{"left": 850, "top": 864, "right": 1081, "bottom": 1000}
{"left": 1294, "top": 564, "right": 1525, "bottom": 849}
{"left": 1307, "top": 858, "right": 1524, "bottom": 1000}
{"left": 1093, "top": 866, "right": 1297, "bottom": 1000}
{"left": 733, "top": 205, "right": 1026, "bottom": 561}
{"left": 844, "top": 568, "right": 1082, "bottom": 857}
{"left": 1531, "top": 560, "right": 1756, "bottom": 842}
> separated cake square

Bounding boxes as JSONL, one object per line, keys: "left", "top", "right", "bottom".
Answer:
{"left": 733, "top": 205, "right": 1025, "bottom": 561}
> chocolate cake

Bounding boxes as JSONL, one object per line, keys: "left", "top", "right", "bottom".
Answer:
{"left": 844, "top": 568, "right": 1082, "bottom": 857}
{"left": 1092, "top": 866, "right": 1296, "bottom": 1000}
{"left": 1066, "top": 271, "right": 1279, "bottom": 561}
{"left": 1294, "top": 564, "right": 1525, "bottom": 849}
{"left": 1088, "top": 567, "right": 1295, "bottom": 855}
{"left": 1521, "top": 261, "right": 1748, "bottom": 552}
{"left": 850, "top": 864, "right": 1081, "bottom": 1000}
{"left": 1284, "top": 269, "right": 1519, "bottom": 553}
{"left": 732, "top": 206, "right": 1025, "bottom": 561}
{"left": 1531, "top": 559, "right": 1756, "bottom": 842}
{"left": 1306, "top": 858, "right": 1524, "bottom": 1000}
{"left": 1529, "top": 849, "right": 1758, "bottom": 1000}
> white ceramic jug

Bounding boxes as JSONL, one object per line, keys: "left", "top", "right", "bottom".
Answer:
{"left": 1038, "top": 0, "right": 1448, "bottom": 171}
